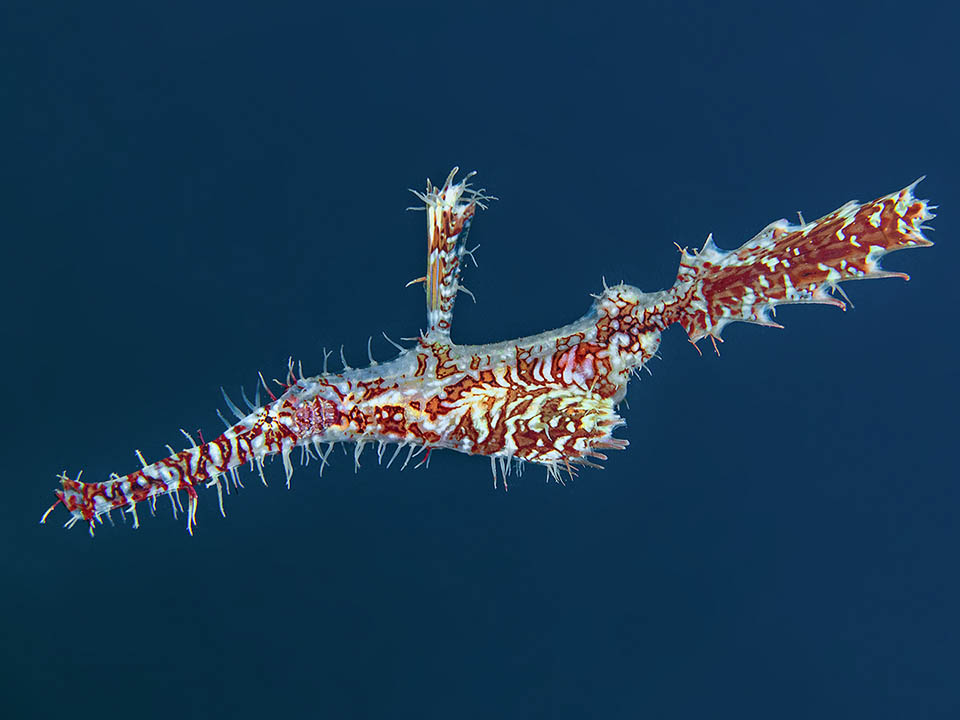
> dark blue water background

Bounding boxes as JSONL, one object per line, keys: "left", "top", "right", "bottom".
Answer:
{"left": 3, "top": 2, "right": 957, "bottom": 717}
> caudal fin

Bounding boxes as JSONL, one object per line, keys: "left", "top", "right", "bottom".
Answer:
{"left": 661, "top": 180, "right": 935, "bottom": 346}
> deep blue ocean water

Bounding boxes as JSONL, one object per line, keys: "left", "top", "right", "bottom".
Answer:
{"left": 3, "top": 2, "right": 958, "bottom": 718}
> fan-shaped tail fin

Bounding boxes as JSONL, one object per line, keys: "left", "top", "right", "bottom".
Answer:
{"left": 660, "top": 180, "right": 934, "bottom": 346}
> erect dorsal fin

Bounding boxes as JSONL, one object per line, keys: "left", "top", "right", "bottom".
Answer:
{"left": 409, "top": 168, "right": 494, "bottom": 337}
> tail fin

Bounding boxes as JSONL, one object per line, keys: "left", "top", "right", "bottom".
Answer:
{"left": 661, "top": 180, "right": 934, "bottom": 346}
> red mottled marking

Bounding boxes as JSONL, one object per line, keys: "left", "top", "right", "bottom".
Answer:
{"left": 431, "top": 344, "right": 459, "bottom": 379}
{"left": 358, "top": 380, "right": 396, "bottom": 402}
{"left": 374, "top": 404, "right": 408, "bottom": 436}
{"left": 407, "top": 423, "right": 442, "bottom": 445}
{"left": 414, "top": 353, "right": 428, "bottom": 377}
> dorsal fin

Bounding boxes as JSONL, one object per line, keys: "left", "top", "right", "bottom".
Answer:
{"left": 409, "top": 168, "right": 493, "bottom": 337}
